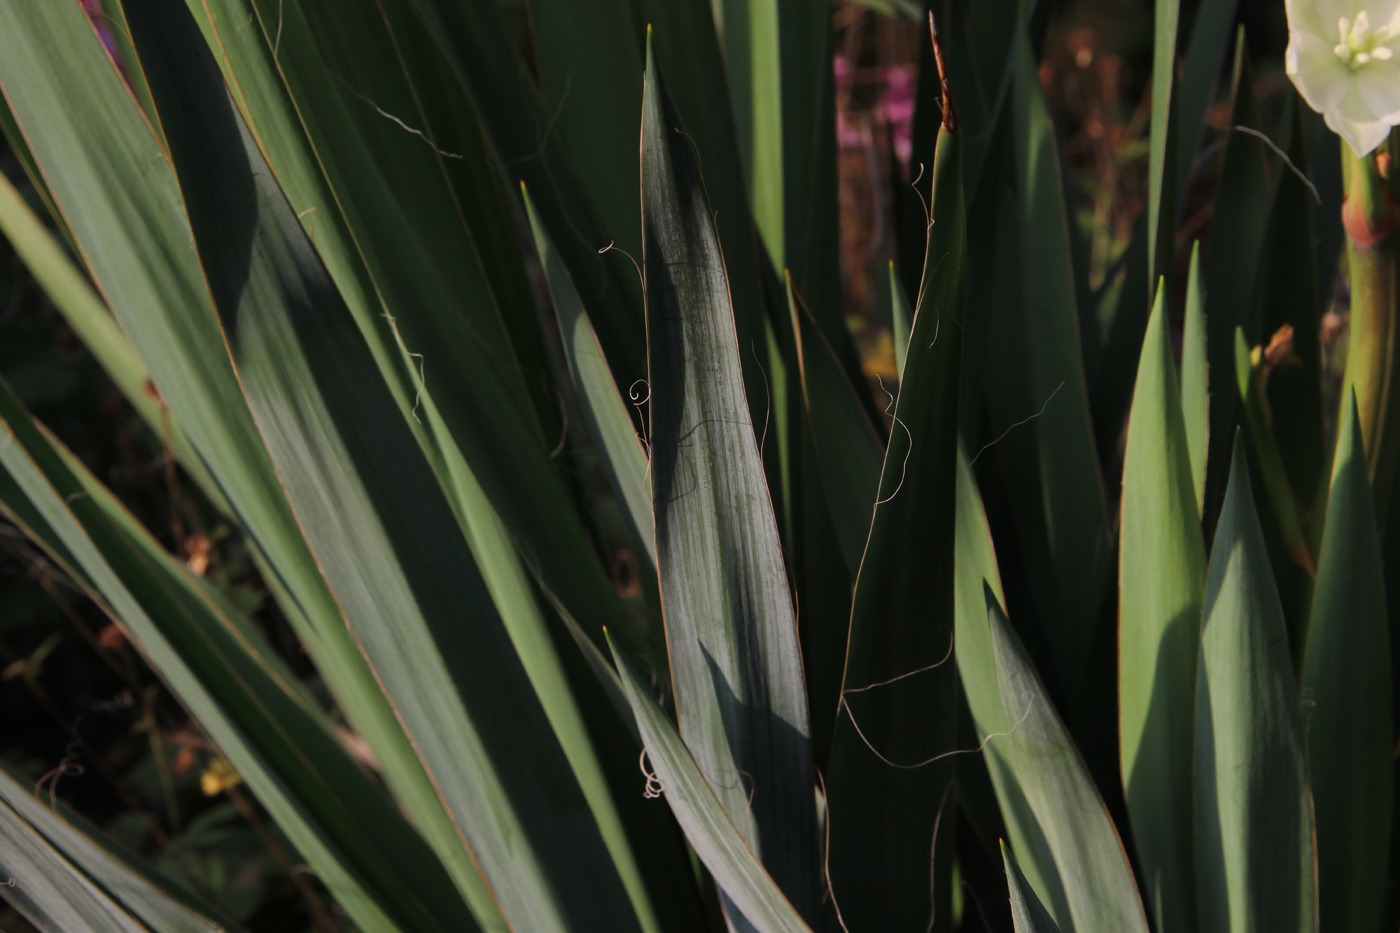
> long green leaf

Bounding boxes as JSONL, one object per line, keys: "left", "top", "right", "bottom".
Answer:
{"left": 1254, "top": 96, "right": 1325, "bottom": 513}
{"left": 1201, "top": 32, "right": 1273, "bottom": 527}
{"left": 0, "top": 764, "right": 231, "bottom": 933}
{"left": 0, "top": 11, "right": 477, "bottom": 924}
{"left": 826, "top": 84, "right": 963, "bottom": 930}
{"left": 778, "top": 0, "right": 853, "bottom": 389}
{"left": 1181, "top": 242, "right": 1208, "bottom": 513}
{"left": 526, "top": 0, "right": 644, "bottom": 268}
{"left": 123, "top": 3, "right": 659, "bottom": 929}
{"left": 1147, "top": 0, "right": 1180, "bottom": 287}
{"left": 1119, "top": 282, "right": 1205, "bottom": 933}
{"left": 642, "top": 32, "right": 818, "bottom": 923}
{"left": 891, "top": 260, "right": 912, "bottom": 378}
{"left": 0, "top": 170, "right": 222, "bottom": 511}
{"left": 1234, "top": 327, "right": 1313, "bottom": 580}
{"left": 722, "top": 0, "right": 784, "bottom": 264}
{"left": 401, "top": 0, "right": 646, "bottom": 381}
{"left": 0, "top": 796, "right": 151, "bottom": 933}
{"left": 523, "top": 185, "right": 654, "bottom": 569}
{"left": 642, "top": 0, "right": 799, "bottom": 507}
{"left": 1303, "top": 391, "right": 1392, "bottom": 933}
{"left": 1008, "top": 20, "right": 1111, "bottom": 699}
{"left": 209, "top": 0, "right": 646, "bottom": 664}
{"left": 1175, "top": 0, "right": 1240, "bottom": 202}
{"left": 986, "top": 597, "right": 1149, "bottom": 933}
{"left": 1195, "top": 437, "right": 1317, "bottom": 933}
{"left": 607, "top": 634, "right": 813, "bottom": 933}
{"left": 0, "top": 380, "right": 472, "bottom": 933}
{"left": 788, "top": 281, "right": 883, "bottom": 576}
{"left": 1001, "top": 841, "right": 1063, "bottom": 933}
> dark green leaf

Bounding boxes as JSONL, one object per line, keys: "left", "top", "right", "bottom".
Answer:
{"left": 1176, "top": 0, "right": 1240, "bottom": 201}
{"left": 1201, "top": 32, "right": 1273, "bottom": 529}
{"left": 987, "top": 597, "right": 1149, "bottom": 933}
{"left": 642, "top": 33, "right": 818, "bottom": 923}
{"left": 1001, "top": 841, "right": 1063, "bottom": 933}
{"left": 1303, "top": 392, "right": 1391, "bottom": 932}
{"left": 523, "top": 185, "right": 654, "bottom": 569}
{"left": 1181, "top": 242, "right": 1208, "bottom": 512}
{"left": 0, "top": 764, "right": 231, "bottom": 933}
{"left": 0, "top": 11, "right": 475, "bottom": 924}
{"left": 124, "top": 3, "right": 658, "bottom": 928}
{"left": 607, "top": 634, "right": 814, "bottom": 933}
{"left": 1147, "top": 0, "right": 1180, "bottom": 287}
{"left": 826, "top": 99, "right": 962, "bottom": 930}
{"left": 1234, "top": 328, "right": 1313, "bottom": 583}
{"left": 1008, "top": 20, "right": 1112, "bottom": 699}
{"left": 1119, "top": 282, "right": 1205, "bottom": 933}
{"left": 788, "top": 281, "right": 883, "bottom": 576}
{"left": 1195, "top": 436, "right": 1316, "bottom": 933}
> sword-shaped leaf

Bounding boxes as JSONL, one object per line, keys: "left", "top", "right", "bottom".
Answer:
{"left": 1007, "top": 20, "right": 1112, "bottom": 699}
{"left": 826, "top": 34, "right": 962, "bottom": 926}
{"left": 607, "top": 634, "right": 813, "bottom": 933}
{"left": 0, "top": 764, "right": 230, "bottom": 933}
{"left": 641, "top": 32, "right": 818, "bottom": 924}
{"left": 1119, "top": 282, "right": 1205, "bottom": 933}
{"left": 1201, "top": 34, "right": 1273, "bottom": 528}
{"left": 0, "top": 379, "right": 474, "bottom": 933}
{"left": 1181, "top": 242, "right": 1208, "bottom": 513}
{"left": 524, "top": 184, "right": 654, "bottom": 569}
{"left": 787, "top": 280, "right": 882, "bottom": 577}
{"left": 1195, "top": 437, "right": 1316, "bottom": 933}
{"left": 0, "top": 10, "right": 482, "bottom": 924}
{"left": 1002, "top": 841, "right": 1063, "bottom": 933}
{"left": 988, "top": 597, "right": 1149, "bottom": 933}
{"left": 120, "top": 3, "right": 657, "bottom": 929}
{"left": 1303, "top": 392, "right": 1391, "bottom": 933}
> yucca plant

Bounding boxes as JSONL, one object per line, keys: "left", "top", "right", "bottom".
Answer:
{"left": 0, "top": 0, "right": 1391, "bottom": 930}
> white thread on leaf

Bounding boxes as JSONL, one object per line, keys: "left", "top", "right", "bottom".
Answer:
{"left": 968, "top": 380, "right": 1066, "bottom": 467}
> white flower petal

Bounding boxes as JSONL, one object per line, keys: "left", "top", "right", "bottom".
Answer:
{"left": 1372, "top": 0, "right": 1400, "bottom": 29}
{"left": 1288, "top": 32, "right": 1353, "bottom": 111}
{"left": 1356, "top": 63, "right": 1400, "bottom": 120}
{"left": 1296, "top": 0, "right": 1344, "bottom": 41}
{"left": 1325, "top": 103, "right": 1391, "bottom": 156}
{"left": 1318, "top": 0, "right": 1371, "bottom": 31}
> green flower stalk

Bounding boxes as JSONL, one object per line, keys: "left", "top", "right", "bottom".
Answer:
{"left": 1287, "top": 0, "right": 1400, "bottom": 511}
{"left": 1340, "top": 142, "right": 1400, "bottom": 515}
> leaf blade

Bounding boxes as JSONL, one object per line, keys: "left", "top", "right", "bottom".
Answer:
{"left": 1119, "top": 282, "right": 1206, "bottom": 933}
{"left": 825, "top": 86, "right": 963, "bottom": 929}
{"left": 1195, "top": 437, "right": 1317, "bottom": 933}
{"left": 641, "top": 32, "right": 818, "bottom": 923}
{"left": 1303, "top": 392, "right": 1391, "bottom": 932}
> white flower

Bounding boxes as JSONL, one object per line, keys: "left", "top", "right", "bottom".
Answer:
{"left": 1286, "top": 0, "right": 1400, "bottom": 156}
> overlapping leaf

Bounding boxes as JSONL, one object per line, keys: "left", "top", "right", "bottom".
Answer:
{"left": 1119, "top": 283, "right": 1205, "bottom": 933}
{"left": 0, "top": 12, "right": 478, "bottom": 924}
{"left": 1004, "top": 20, "right": 1112, "bottom": 699}
{"left": 826, "top": 89, "right": 962, "bottom": 930}
{"left": 0, "top": 379, "right": 474, "bottom": 933}
{"left": 1303, "top": 392, "right": 1391, "bottom": 932}
{"left": 641, "top": 33, "right": 818, "bottom": 924}
{"left": 124, "top": 4, "right": 660, "bottom": 929}
{"left": 1002, "top": 841, "right": 1064, "bottom": 933}
{"left": 987, "top": 597, "right": 1149, "bottom": 933}
{"left": 1195, "top": 437, "right": 1316, "bottom": 933}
